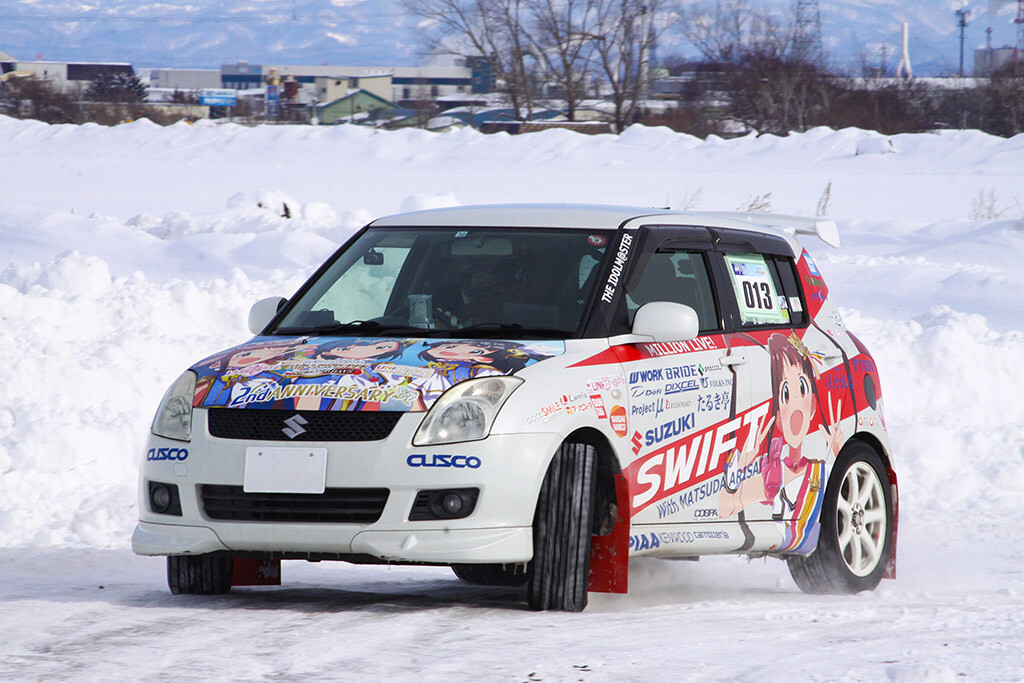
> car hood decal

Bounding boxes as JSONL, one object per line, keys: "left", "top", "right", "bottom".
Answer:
{"left": 190, "top": 336, "right": 565, "bottom": 412}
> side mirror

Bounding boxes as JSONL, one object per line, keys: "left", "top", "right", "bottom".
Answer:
{"left": 248, "top": 296, "right": 287, "bottom": 335}
{"left": 632, "top": 302, "right": 699, "bottom": 343}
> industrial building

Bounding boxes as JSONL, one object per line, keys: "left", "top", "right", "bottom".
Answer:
{"left": 148, "top": 68, "right": 221, "bottom": 91}
{"left": 974, "top": 46, "right": 1019, "bottom": 76}
{"left": 219, "top": 59, "right": 494, "bottom": 104}
{"left": 0, "top": 59, "right": 135, "bottom": 94}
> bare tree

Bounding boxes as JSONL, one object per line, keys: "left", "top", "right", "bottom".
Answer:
{"left": 679, "top": 0, "right": 751, "bottom": 64}
{"left": 0, "top": 77, "right": 78, "bottom": 124}
{"left": 404, "top": 0, "right": 676, "bottom": 131}
{"left": 401, "top": 0, "right": 538, "bottom": 119}
{"left": 982, "top": 63, "right": 1024, "bottom": 136}
{"left": 523, "top": 0, "right": 599, "bottom": 121}
{"left": 679, "top": 0, "right": 831, "bottom": 134}
{"left": 588, "top": 0, "right": 674, "bottom": 132}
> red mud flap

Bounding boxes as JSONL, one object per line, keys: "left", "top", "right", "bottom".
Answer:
{"left": 588, "top": 473, "right": 630, "bottom": 594}
{"left": 884, "top": 468, "right": 899, "bottom": 580}
{"left": 231, "top": 558, "right": 282, "bottom": 586}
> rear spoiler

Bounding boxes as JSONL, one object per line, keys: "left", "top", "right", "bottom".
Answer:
{"left": 700, "top": 212, "right": 841, "bottom": 249}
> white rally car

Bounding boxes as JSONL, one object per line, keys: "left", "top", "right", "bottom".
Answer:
{"left": 134, "top": 205, "right": 898, "bottom": 611}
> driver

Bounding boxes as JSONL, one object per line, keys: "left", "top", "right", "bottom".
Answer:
{"left": 438, "top": 261, "right": 515, "bottom": 326}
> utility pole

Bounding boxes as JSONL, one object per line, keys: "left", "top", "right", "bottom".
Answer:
{"left": 984, "top": 26, "right": 993, "bottom": 76}
{"left": 639, "top": 3, "right": 651, "bottom": 104}
{"left": 1016, "top": 0, "right": 1024, "bottom": 65}
{"left": 956, "top": 8, "right": 971, "bottom": 77}
{"left": 793, "top": 0, "right": 824, "bottom": 65}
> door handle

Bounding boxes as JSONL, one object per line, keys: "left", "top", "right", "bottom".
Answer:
{"left": 719, "top": 356, "right": 747, "bottom": 367}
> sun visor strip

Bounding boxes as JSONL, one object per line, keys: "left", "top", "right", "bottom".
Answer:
{"left": 707, "top": 227, "right": 792, "bottom": 256}
{"left": 624, "top": 225, "right": 715, "bottom": 291}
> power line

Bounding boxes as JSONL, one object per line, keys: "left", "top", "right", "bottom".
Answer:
{"left": 0, "top": 14, "right": 334, "bottom": 23}
{"left": 0, "top": 12, "right": 408, "bottom": 23}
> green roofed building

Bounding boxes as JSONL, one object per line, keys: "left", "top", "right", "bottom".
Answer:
{"left": 315, "top": 89, "right": 399, "bottom": 125}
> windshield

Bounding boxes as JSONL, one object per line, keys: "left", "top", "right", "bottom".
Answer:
{"left": 272, "top": 226, "right": 614, "bottom": 339}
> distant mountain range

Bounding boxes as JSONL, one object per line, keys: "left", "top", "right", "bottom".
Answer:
{"left": 1, "top": 1, "right": 1020, "bottom": 77}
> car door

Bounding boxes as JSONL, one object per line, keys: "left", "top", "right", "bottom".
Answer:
{"left": 618, "top": 229, "right": 738, "bottom": 526}
{"left": 711, "top": 233, "right": 835, "bottom": 554}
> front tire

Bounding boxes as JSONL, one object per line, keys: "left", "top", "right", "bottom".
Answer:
{"left": 167, "top": 554, "right": 234, "bottom": 595}
{"left": 527, "top": 442, "right": 597, "bottom": 612}
{"left": 451, "top": 563, "right": 529, "bottom": 586}
{"left": 788, "top": 441, "right": 892, "bottom": 594}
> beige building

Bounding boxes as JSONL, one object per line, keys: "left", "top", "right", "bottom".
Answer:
{"left": 313, "top": 73, "right": 392, "bottom": 104}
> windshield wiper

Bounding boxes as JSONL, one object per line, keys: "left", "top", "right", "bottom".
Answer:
{"left": 438, "top": 322, "right": 571, "bottom": 339}
{"left": 275, "top": 320, "right": 570, "bottom": 339}
{"left": 273, "top": 320, "right": 425, "bottom": 337}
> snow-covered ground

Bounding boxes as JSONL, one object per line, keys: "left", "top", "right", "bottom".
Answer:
{"left": 1, "top": 116, "right": 1023, "bottom": 680}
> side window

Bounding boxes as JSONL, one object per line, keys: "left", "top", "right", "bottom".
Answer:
{"left": 771, "top": 256, "right": 807, "bottom": 327}
{"left": 723, "top": 253, "right": 792, "bottom": 327}
{"left": 625, "top": 250, "right": 720, "bottom": 332}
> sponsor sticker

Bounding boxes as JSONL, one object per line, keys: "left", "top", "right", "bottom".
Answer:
{"left": 626, "top": 400, "right": 772, "bottom": 514}
{"left": 406, "top": 454, "right": 481, "bottom": 469}
{"left": 147, "top": 447, "right": 188, "bottom": 461}
{"left": 609, "top": 405, "right": 628, "bottom": 437}
{"left": 600, "top": 233, "right": 634, "bottom": 303}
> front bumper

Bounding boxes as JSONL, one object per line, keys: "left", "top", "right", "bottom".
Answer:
{"left": 133, "top": 410, "right": 559, "bottom": 564}
{"left": 132, "top": 520, "right": 533, "bottom": 563}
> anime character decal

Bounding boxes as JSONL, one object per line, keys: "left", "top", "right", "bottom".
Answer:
{"left": 719, "top": 332, "right": 844, "bottom": 553}
{"left": 192, "top": 339, "right": 311, "bottom": 407}
{"left": 190, "top": 337, "right": 563, "bottom": 412}
{"left": 412, "top": 341, "right": 543, "bottom": 406}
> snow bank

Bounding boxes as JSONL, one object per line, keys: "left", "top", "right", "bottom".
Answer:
{"left": 0, "top": 116, "right": 1022, "bottom": 555}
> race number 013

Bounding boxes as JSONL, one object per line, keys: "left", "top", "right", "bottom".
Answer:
{"left": 742, "top": 280, "right": 773, "bottom": 310}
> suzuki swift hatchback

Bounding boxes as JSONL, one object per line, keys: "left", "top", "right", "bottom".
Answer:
{"left": 134, "top": 205, "right": 898, "bottom": 611}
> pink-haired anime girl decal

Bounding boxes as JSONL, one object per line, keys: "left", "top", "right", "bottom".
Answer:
{"left": 719, "top": 332, "right": 844, "bottom": 553}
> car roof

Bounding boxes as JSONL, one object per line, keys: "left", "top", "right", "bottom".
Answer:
{"left": 371, "top": 204, "right": 674, "bottom": 229}
{"left": 368, "top": 204, "right": 839, "bottom": 249}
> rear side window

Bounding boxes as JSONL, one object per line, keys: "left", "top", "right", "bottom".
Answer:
{"left": 625, "top": 251, "right": 720, "bottom": 332}
{"left": 723, "top": 253, "right": 791, "bottom": 327}
{"left": 771, "top": 256, "right": 807, "bottom": 326}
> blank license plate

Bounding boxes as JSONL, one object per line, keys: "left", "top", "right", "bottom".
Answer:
{"left": 244, "top": 447, "right": 328, "bottom": 494}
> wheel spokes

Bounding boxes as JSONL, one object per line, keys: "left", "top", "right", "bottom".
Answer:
{"left": 837, "top": 496, "right": 852, "bottom": 518}
{"left": 849, "top": 529, "right": 863, "bottom": 569}
{"left": 859, "top": 532, "right": 881, "bottom": 569}
{"left": 836, "top": 460, "right": 888, "bottom": 577}
{"left": 857, "top": 471, "right": 875, "bottom": 507}
{"left": 845, "top": 469, "right": 861, "bottom": 508}
{"left": 863, "top": 508, "right": 886, "bottom": 526}
{"left": 838, "top": 521, "right": 853, "bottom": 550}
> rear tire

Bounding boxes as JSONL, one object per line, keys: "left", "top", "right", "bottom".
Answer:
{"left": 167, "top": 554, "right": 234, "bottom": 595}
{"left": 527, "top": 442, "right": 597, "bottom": 612}
{"left": 788, "top": 441, "right": 892, "bottom": 594}
{"left": 451, "top": 563, "right": 529, "bottom": 586}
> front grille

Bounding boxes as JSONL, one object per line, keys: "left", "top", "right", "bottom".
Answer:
{"left": 207, "top": 408, "right": 403, "bottom": 442}
{"left": 201, "top": 485, "right": 389, "bottom": 523}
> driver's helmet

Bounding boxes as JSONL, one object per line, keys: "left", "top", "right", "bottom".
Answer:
{"left": 459, "top": 262, "right": 512, "bottom": 302}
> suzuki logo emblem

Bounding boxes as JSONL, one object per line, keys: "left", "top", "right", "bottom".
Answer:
{"left": 282, "top": 414, "right": 308, "bottom": 439}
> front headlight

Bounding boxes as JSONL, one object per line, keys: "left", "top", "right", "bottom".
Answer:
{"left": 151, "top": 371, "right": 197, "bottom": 442}
{"left": 413, "top": 376, "right": 523, "bottom": 446}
